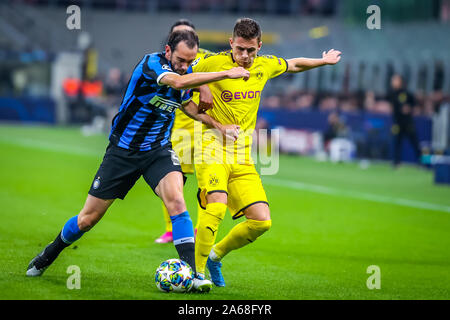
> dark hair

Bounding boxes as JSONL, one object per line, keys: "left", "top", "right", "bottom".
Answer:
{"left": 167, "top": 30, "right": 199, "bottom": 52}
{"left": 233, "top": 18, "right": 261, "bottom": 42}
{"left": 170, "top": 19, "right": 196, "bottom": 33}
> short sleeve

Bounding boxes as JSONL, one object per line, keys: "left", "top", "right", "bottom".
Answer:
{"left": 262, "top": 55, "right": 288, "bottom": 79}
{"left": 142, "top": 54, "right": 177, "bottom": 85}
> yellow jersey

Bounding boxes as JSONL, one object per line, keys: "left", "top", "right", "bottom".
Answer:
{"left": 172, "top": 48, "right": 212, "bottom": 130}
{"left": 171, "top": 49, "right": 213, "bottom": 173}
{"left": 192, "top": 50, "right": 288, "bottom": 163}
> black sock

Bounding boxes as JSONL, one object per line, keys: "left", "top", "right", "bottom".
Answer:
{"left": 35, "top": 232, "right": 70, "bottom": 269}
{"left": 174, "top": 242, "right": 197, "bottom": 276}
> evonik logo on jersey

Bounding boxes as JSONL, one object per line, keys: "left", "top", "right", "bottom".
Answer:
{"left": 220, "top": 90, "right": 261, "bottom": 102}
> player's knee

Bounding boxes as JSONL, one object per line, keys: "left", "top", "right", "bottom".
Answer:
{"left": 165, "top": 195, "right": 186, "bottom": 216}
{"left": 248, "top": 219, "right": 272, "bottom": 239}
{"left": 244, "top": 202, "right": 270, "bottom": 221}
{"left": 78, "top": 215, "right": 93, "bottom": 231}
{"left": 204, "top": 202, "right": 227, "bottom": 221}
{"left": 206, "top": 191, "right": 228, "bottom": 204}
{"left": 78, "top": 210, "right": 103, "bottom": 231}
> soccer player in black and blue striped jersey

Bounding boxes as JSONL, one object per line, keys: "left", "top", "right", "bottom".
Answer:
{"left": 26, "top": 30, "right": 248, "bottom": 292}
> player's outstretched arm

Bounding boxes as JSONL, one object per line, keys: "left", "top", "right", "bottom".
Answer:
{"left": 181, "top": 101, "right": 240, "bottom": 141}
{"left": 287, "top": 49, "right": 341, "bottom": 73}
{"left": 160, "top": 67, "right": 250, "bottom": 90}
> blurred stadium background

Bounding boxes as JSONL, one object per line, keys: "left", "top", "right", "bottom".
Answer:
{"left": 1, "top": 0, "right": 450, "bottom": 170}
{"left": 1, "top": 0, "right": 450, "bottom": 300}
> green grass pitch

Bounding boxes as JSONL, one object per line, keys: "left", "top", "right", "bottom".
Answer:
{"left": 0, "top": 124, "right": 449, "bottom": 300}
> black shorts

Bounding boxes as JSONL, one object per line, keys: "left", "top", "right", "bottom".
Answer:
{"left": 88, "top": 143, "right": 185, "bottom": 200}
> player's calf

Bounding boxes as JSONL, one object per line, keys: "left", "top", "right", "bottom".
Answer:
{"left": 205, "top": 218, "right": 271, "bottom": 286}
{"left": 27, "top": 196, "right": 112, "bottom": 277}
{"left": 27, "top": 215, "right": 84, "bottom": 277}
{"left": 195, "top": 202, "right": 227, "bottom": 275}
{"left": 77, "top": 195, "right": 113, "bottom": 231}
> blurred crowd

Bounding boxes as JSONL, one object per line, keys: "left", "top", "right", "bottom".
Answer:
{"left": 261, "top": 87, "right": 447, "bottom": 118}
{"left": 11, "top": 0, "right": 338, "bottom": 16}
{"left": 62, "top": 67, "right": 128, "bottom": 126}
{"left": 1, "top": 54, "right": 448, "bottom": 123}
{"left": 262, "top": 59, "right": 449, "bottom": 118}
{"left": 66, "top": 66, "right": 449, "bottom": 128}
{"left": 10, "top": 0, "right": 450, "bottom": 22}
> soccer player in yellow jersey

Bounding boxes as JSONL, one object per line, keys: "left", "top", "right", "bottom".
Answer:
{"left": 192, "top": 18, "right": 342, "bottom": 286}
{"left": 155, "top": 20, "right": 214, "bottom": 243}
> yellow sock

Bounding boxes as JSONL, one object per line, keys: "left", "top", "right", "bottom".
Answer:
{"left": 162, "top": 203, "right": 172, "bottom": 232}
{"left": 213, "top": 219, "right": 272, "bottom": 259}
{"left": 194, "top": 202, "right": 202, "bottom": 230}
{"left": 195, "top": 202, "right": 227, "bottom": 274}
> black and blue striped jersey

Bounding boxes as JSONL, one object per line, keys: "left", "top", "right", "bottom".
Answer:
{"left": 109, "top": 52, "right": 193, "bottom": 151}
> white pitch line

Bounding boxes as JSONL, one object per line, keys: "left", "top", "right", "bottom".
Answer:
{"left": 2, "top": 135, "right": 449, "bottom": 214}
{"left": 263, "top": 177, "right": 450, "bottom": 214}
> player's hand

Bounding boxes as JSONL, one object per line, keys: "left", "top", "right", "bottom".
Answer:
{"left": 227, "top": 67, "right": 250, "bottom": 81}
{"left": 322, "top": 49, "right": 342, "bottom": 65}
{"left": 219, "top": 124, "right": 240, "bottom": 142}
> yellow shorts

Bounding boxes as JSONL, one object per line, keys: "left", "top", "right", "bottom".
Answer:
{"left": 195, "top": 163, "right": 269, "bottom": 219}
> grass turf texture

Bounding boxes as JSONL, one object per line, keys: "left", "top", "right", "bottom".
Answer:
{"left": 0, "top": 124, "right": 449, "bottom": 300}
